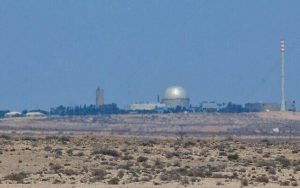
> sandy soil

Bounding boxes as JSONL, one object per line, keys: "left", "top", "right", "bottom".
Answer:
{"left": 0, "top": 135, "right": 299, "bottom": 187}
{"left": 0, "top": 112, "right": 299, "bottom": 187}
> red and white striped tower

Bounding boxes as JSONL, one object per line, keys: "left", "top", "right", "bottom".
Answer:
{"left": 280, "top": 40, "right": 286, "bottom": 112}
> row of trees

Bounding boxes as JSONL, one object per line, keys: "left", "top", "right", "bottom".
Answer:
{"left": 219, "top": 102, "right": 245, "bottom": 113}
{"left": 49, "top": 102, "right": 246, "bottom": 116}
{"left": 0, "top": 102, "right": 252, "bottom": 118}
{"left": 0, "top": 110, "right": 9, "bottom": 118}
{"left": 50, "top": 103, "right": 119, "bottom": 116}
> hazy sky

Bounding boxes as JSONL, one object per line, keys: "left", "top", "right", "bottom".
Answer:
{"left": 1, "top": 0, "right": 300, "bottom": 111}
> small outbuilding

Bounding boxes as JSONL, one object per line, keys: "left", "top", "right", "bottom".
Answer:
{"left": 26, "top": 112, "right": 46, "bottom": 118}
{"left": 4, "top": 111, "right": 22, "bottom": 118}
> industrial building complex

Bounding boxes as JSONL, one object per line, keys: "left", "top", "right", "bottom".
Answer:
{"left": 0, "top": 40, "right": 297, "bottom": 118}
{"left": 124, "top": 40, "right": 296, "bottom": 114}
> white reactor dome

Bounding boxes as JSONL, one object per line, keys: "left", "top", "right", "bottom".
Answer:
{"left": 163, "top": 86, "right": 188, "bottom": 100}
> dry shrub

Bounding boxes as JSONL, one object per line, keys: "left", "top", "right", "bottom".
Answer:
{"left": 187, "top": 167, "right": 208, "bottom": 177}
{"left": 75, "top": 151, "right": 85, "bottom": 156}
{"left": 280, "top": 180, "right": 290, "bottom": 186}
{"left": 219, "top": 151, "right": 227, "bottom": 156}
{"left": 241, "top": 178, "right": 248, "bottom": 186}
{"left": 239, "top": 168, "right": 246, "bottom": 173}
{"left": 240, "top": 145, "right": 246, "bottom": 150}
{"left": 267, "top": 167, "right": 276, "bottom": 175}
{"left": 142, "top": 162, "right": 151, "bottom": 168}
{"left": 90, "top": 169, "right": 107, "bottom": 182}
{"left": 53, "top": 148, "right": 63, "bottom": 158}
{"left": 63, "top": 169, "right": 78, "bottom": 176}
{"left": 183, "top": 141, "right": 196, "bottom": 148}
{"left": 118, "top": 161, "right": 133, "bottom": 170}
{"left": 67, "top": 149, "right": 73, "bottom": 156}
{"left": 160, "top": 169, "right": 182, "bottom": 181}
{"left": 137, "top": 156, "right": 148, "bottom": 163}
{"left": 275, "top": 155, "right": 291, "bottom": 168}
{"left": 50, "top": 163, "right": 64, "bottom": 173}
{"left": 117, "top": 170, "right": 125, "bottom": 178}
{"left": 263, "top": 152, "right": 271, "bottom": 158}
{"left": 121, "top": 155, "right": 134, "bottom": 160}
{"left": 294, "top": 165, "right": 300, "bottom": 173}
{"left": 255, "top": 175, "right": 269, "bottom": 183}
{"left": 92, "top": 148, "right": 120, "bottom": 157}
{"left": 53, "top": 179, "right": 63, "bottom": 184}
{"left": 160, "top": 165, "right": 224, "bottom": 181}
{"left": 165, "top": 152, "right": 179, "bottom": 159}
{"left": 0, "top": 134, "right": 11, "bottom": 140}
{"left": 153, "top": 181, "right": 161, "bottom": 185}
{"left": 45, "top": 136, "right": 70, "bottom": 143}
{"left": 45, "top": 136, "right": 59, "bottom": 140}
{"left": 227, "top": 153, "right": 239, "bottom": 161}
{"left": 256, "top": 160, "right": 276, "bottom": 168}
{"left": 4, "top": 172, "right": 28, "bottom": 183}
{"left": 212, "top": 173, "right": 227, "bottom": 178}
{"left": 173, "top": 160, "right": 181, "bottom": 167}
{"left": 21, "top": 136, "right": 37, "bottom": 142}
{"left": 142, "top": 139, "right": 157, "bottom": 147}
{"left": 108, "top": 177, "right": 120, "bottom": 184}
{"left": 291, "top": 181, "right": 298, "bottom": 186}
{"left": 190, "top": 165, "right": 225, "bottom": 177}
{"left": 44, "top": 146, "right": 52, "bottom": 152}
{"left": 58, "top": 136, "right": 70, "bottom": 143}
{"left": 181, "top": 177, "right": 190, "bottom": 185}
{"left": 260, "top": 139, "right": 270, "bottom": 145}
{"left": 154, "top": 159, "right": 165, "bottom": 169}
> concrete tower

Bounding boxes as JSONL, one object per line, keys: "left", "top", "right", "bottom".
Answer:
{"left": 280, "top": 40, "right": 286, "bottom": 112}
{"left": 96, "top": 88, "right": 104, "bottom": 107}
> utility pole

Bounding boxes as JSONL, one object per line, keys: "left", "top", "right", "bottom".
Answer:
{"left": 280, "top": 40, "right": 286, "bottom": 112}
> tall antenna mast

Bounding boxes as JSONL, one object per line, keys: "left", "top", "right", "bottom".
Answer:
{"left": 280, "top": 40, "right": 286, "bottom": 112}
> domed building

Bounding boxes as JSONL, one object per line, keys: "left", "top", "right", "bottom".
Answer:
{"left": 161, "top": 86, "right": 190, "bottom": 109}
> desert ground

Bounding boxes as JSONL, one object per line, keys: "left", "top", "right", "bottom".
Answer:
{"left": 0, "top": 135, "right": 299, "bottom": 187}
{"left": 1, "top": 112, "right": 300, "bottom": 137}
{"left": 0, "top": 112, "right": 300, "bottom": 187}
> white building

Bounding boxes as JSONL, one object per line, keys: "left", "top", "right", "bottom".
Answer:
{"left": 129, "top": 103, "right": 166, "bottom": 111}
{"left": 4, "top": 111, "right": 22, "bottom": 118}
{"left": 201, "top": 101, "right": 219, "bottom": 112}
{"left": 26, "top": 112, "right": 46, "bottom": 118}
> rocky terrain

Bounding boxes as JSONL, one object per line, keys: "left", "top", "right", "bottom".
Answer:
{"left": 0, "top": 112, "right": 300, "bottom": 187}
{"left": 0, "top": 135, "right": 299, "bottom": 187}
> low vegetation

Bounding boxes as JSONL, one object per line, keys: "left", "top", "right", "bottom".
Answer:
{"left": 0, "top": 135, "right": 298, "bottom": 187}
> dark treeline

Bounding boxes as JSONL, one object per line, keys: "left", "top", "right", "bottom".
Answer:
{"left": 0, "top": 102, "right": 268, "bottom": 119}
{"left": 0, "top": 110, "right": 9, "bottom": 118}
{"left": 50, "top": 103, "right": 119, "bottom": 116}
{"left": 219, "top": 102, "right": 246, "bottom": 113}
